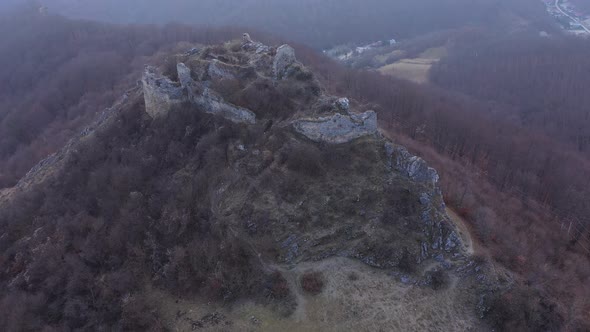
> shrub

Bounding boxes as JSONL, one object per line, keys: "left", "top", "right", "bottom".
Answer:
{"left": 483, "top": 288, "right": 563, "bottom": 331}
{"left": 348, "top": 272, "right": 359, "bottom": 281}
{"left": 300, "top": 271, "right": 325, "bottom": 295}
{"left": 424, "top": 269, "right": 448, "bottom": 290}
{"left": 265, "top": 271, "right": 291, "bottom": 300}
{"left": 285, "top": 145, "right": 325, "bottom": 177}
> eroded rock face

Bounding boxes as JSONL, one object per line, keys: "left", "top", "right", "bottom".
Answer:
{"left": 242, "top": 34, "right": 271, "bottom": 54}
{"left": 193, "top": 86, "right": 256, "bottom": 124}
{"left": 208, "top": 59, "right": 236, "bottom": 80}
{"left": 273, "top": 44, "right": 296, "bottom": 80}
{"left": 242, "top": 32, "right": 253, "bottom": 44}
{"left": 176, "top": 62, "right": 193, "bottom": 89}
{"left": 381, "top": 141, "right": 462, "bottom": 258}
{"left": 177, "top": 63, "right": 256, "bottom": 124}
{"left": 392, "top": 146, "right": 440, "bottom": 186}
{"left": 141, "top": 67, "right": 186, "bottom": 118}
{"left": 293, "top": 111, "right": 378, "bottom": 144}
{"left": 142, "top": 62, "right": 256, "bottom": 124}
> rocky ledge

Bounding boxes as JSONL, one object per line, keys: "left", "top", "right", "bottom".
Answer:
{"left": 293, "top": 111, "right": 378, "bottom": 144}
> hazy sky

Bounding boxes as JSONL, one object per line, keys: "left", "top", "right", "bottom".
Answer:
{"left": 0, "top": 0, "right": 552, "bottom": 49}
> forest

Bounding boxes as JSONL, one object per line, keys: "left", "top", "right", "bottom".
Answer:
{"left": 0, "top": 11, "right": 257, "bottom": 189}
{"left": 0, "top": 4, "right": 589, "bottom": 330}
{"left": 297, "top": 33, "right": 590, "bottom": 330}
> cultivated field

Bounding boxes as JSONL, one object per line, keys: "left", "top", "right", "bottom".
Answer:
{"left": 378, "top": 47, "right": 447, "bottom": 84}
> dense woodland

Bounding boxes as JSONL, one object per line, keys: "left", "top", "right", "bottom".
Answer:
{"left": 0, "top": 98, "right": 281, "bottom": 330}
{"left": 427, "top": 34, "right": 590, "bottom": 259}
{"left": 432, "top": 35, "right": 590, "bottom": 154}
{"left": 0, "top": 5, "right": 589, "bottom": 331}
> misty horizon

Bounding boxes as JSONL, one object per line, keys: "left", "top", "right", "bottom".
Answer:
{"left": 1, "top": 0, "right": 554, "bottom": 48}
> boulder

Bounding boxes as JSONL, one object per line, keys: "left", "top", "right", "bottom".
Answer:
{"left": 334, "top": 97, "right": 350, "bottom": 112}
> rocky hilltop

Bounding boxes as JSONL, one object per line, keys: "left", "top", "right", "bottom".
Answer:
{"left": 139, "top": 37, "right": 466, "bottom": 264}
{"left": 0, "top": 37, "right": 513, "bottom": 331}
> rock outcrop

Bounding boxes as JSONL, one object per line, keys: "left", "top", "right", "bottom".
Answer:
{"left": 207, "top": 59, "right": 237, "bottom": 80}
{"left": 391, "top": 145, "right": 440, "bottom": 186}
{"left": 177, "top": 63, "right": 256, "bottom": 124}
{"left": 241, "top": 33, "right": 271, "bottom": 54}
{"left": 293, "top": 111, "right": 378, "bottom": 144}
{"left": 141, "top": 38, "right": 311, "bottom": 123}
{"left": 334, "top": 97, "right": 350, "bottom": 111}
{"left": 176, "top": 62, "right": 193, "bottom": 88}
{"left": 141, "top": 61, "right": 256, "bottom": 124}
{"left": 142, "top": 67, "right": 185, "bottom": 118}
{"left": 273, "top": 44, "right": 297, "bottom": 80}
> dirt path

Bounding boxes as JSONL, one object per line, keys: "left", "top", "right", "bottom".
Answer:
{"left": 446, "top": 207, "right": 477, "bottom": 255}
{"left": 0, "top": 187, "right": 14, "bottom": 205}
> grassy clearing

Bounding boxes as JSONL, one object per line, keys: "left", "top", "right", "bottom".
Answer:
{"left": 378, "top": 47, "right": 448, "bottom": 84}
{"left": 151, "top": 257, "right": 486, "bottom": 331}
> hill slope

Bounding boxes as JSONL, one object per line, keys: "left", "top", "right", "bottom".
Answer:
{"left": 0, "top": 38, "right": 541, "bottom": 331}
{"left": 0, "top": 11, "right": 253, "bottom": 189}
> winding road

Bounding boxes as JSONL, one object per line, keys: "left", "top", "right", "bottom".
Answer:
{"left": 555, "top": 0, "right": 590, "bottom": 33}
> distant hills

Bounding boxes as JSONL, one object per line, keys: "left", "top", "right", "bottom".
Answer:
{"left": 29, "top": 0, "right": 554, "bottom": 48}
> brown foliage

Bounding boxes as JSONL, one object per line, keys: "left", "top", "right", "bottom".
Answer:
{"left": 0, "top": 103, "right": 268, "bottom": 330}
{"left": 294, "top": 37, "right": 590, "bottom": 329}
{"left": 0, "top": 14, "right": 257, "bottom": 189}
{"left": 265, "top": 271, "right": 291, "bottom": 300}
{"left": 300, "top": 271, "right": 325, "bottom": 295}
